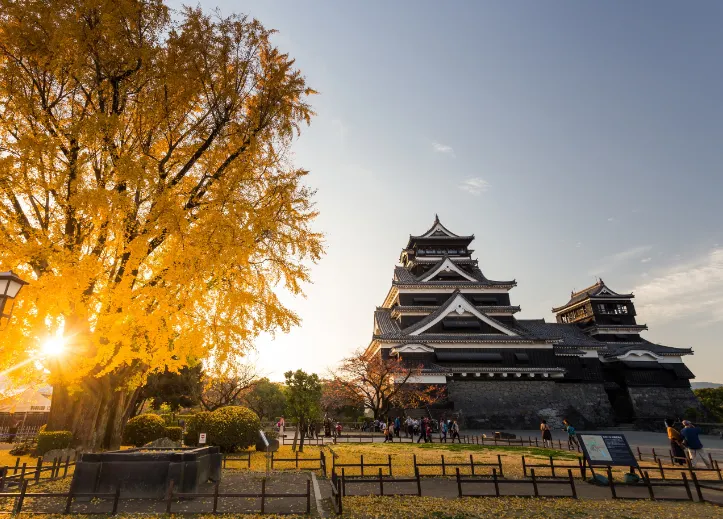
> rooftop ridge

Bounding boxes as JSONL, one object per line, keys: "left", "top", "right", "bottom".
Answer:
{"left": 570, "top": 278, "right": 604, "bottom": 297}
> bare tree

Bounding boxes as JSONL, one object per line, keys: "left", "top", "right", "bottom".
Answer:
{"left": 200, "top": 363, "right": 258, "bottom": 411}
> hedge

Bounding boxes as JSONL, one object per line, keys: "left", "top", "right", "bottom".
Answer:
{"left": 207, "top": 406, "right": 260, "bottom": 452}
{"left": 164, "top": 426, "right": 183, "bottom": 442}
{"left": 36, "top": 431, "right": 73, "bottom": 455}
{"left": 184, "top": 411, "right": 211, "bottom": 446}
{"left": 123, "top": 414, "right": 167, "bottom": 446}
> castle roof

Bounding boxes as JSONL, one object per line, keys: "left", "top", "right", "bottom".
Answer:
{"left": 552, "top": 279, "right": 634, "bottom": 312}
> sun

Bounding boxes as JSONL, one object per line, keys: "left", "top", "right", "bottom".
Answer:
{"left": 41, "top": 335, "right": 66, "bottom": 357}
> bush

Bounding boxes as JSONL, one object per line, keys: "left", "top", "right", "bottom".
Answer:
{"left": 164, "top": 426, "right": 182, "bottom": 442}
{"left": 36, "top": 431, "right": 73, "bottom": 455}
{"left": 123, "top": 414, "right": 167, "bottom": 446}
{"left": 207, "top": 406, "right": 260, "bottom": 452}
{"left": 184, "top": 411, "right": 211, "bottom": 446}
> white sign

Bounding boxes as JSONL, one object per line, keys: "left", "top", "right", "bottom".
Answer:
{"left": 199, "top": 433, "right": 207, "bottom": 444}
{"left": 259, "top": 430, "right": 269, "bottom": 447}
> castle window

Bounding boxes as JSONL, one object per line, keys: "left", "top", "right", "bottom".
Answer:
{"left": 597, "top": 304, "right": 628, "bottom": 315}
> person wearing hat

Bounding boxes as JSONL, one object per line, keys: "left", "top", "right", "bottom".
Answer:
{"left": 680, "top": 420, "right": 712, "bottom": 468}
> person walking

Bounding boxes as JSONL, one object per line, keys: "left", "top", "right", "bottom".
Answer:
{"left": 425, "top": 420, "right": 432, "bottom": 443}
{"left": 406, "top": 416, "right": 413, "bottom": 438}
{"left": 417, "top": 418, "right": 427, "bottom": 443}
{"left": 665, "top": 419, "right": 687, "bottom": 465}
{"left": 562, "top": 419, "right": 579, "bottom": 450}
{"left": 451, "top": 420, "right": 461, "bottom": 443}
{"left": 540, "top": 419, "right": 552, "bottom": 448}
{"left": 441, "top": 419, "right": 448, "bottom": 443}
{"left": 681, "top": 420, "right": 712, "bottom": 468}
{"left": 394, "top": 416, "right": 401, "bottom": 438}
{"left": 383, "top": 420, "right": 393, "bottom": 443}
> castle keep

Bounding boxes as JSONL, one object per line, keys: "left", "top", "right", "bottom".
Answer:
{"left": 367, "top": 216, "right": 700, "bottom": 429}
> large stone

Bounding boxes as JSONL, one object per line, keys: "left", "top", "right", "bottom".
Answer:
{"left": 41, "top": 448, "right": 76, "bottom": 462}
{"left": 143, "top": 437, "right": 181, "bottom": 449}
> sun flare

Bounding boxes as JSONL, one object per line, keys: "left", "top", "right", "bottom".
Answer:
{"left": 41, "top": 335, "right": 66, "bottom": 357}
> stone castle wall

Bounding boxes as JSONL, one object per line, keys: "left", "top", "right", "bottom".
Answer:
{"left": 447, "top": 380, "right": 614, "bottom": 430}
{"left": 627, "top": 386, "right": 704, "bottom": 430}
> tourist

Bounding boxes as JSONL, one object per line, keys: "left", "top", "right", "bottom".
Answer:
{"left": 417, "top": 418, "right": 427, "bottom": 443}
{"left": 540, "top": 419, "right": 552, "bottom": 448}
{"left": 665, "top": 419, "right": 686, "bottom": 465}
{"left": 277, "top": 416, "right": 285, "bottom": 438}
{"left": 562, "top": 419, "right": 579, "bottom": 449}
{"left": 406, "top": 416, "right": 413, "bottom": 438}
{"left": 451, "top": 420, "right": 461, "bottom": 443}
{"left": 425, "top": 420, "right": 432, "bottom": 443}
{"left": 394, "top": 416, "right": 401, "bottom": 438}
{"left": 680, "top": 420, "right": 712, "bottom": 468}
{"left": 383, "top": 420, "right": 393, "bottom": 442}
{"left": 441, "top": 419, "right": 448, "bottom": 443}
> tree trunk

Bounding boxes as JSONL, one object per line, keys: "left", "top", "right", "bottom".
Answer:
{"left": 298, "top": 419, "right": 305, "bottom": 453}
{"left": 47, "top": 375, "right": 138, "bottom": 450}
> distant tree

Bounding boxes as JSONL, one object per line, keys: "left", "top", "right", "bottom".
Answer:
{"left": 242, "top": 378, "right": 287, "bottom": 421}
{"left": 136, "top": 365, "right": 203, "bottom": 414}
{"left": 694, "top": 387, "right": 723, "bottom": 422}
{"left": 320, "top": 379, "right": 364, "bottom": 420}
{"left": 200, "top": 364, "right": 258, "bottom": 411}
{"left": 284, "top": 370, "right": 321, "bottom": 452}
{"left": 329, "top": 348, "right": 442, "bottom": 419}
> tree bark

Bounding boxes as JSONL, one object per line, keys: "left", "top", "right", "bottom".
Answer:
{"left": 47, "top": 375, "right": 138, "bottom": 450}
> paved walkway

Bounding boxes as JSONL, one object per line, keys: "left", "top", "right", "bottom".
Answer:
{"left": 285, "top": 429, "right": 723, "bottom": 459}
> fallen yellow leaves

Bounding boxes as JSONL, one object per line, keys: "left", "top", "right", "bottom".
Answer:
{"left": 342, "top": 495, "right": 723, "bottom": 518}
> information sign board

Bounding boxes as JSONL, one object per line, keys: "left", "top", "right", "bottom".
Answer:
{"left": 259, "top": 430, "right": 269, "bottom": 447}
{"left": 199, "top": 432, "right": 207, "bottom": 444}
{"left": 578, "top": 433, "right": 638, "bottom": 467}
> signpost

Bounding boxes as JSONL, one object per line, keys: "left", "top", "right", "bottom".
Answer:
{"left": 259, "top": 430, "right": 271, "bottom": 475}
{"left": 199, "top": 433, "right": 207, "bottom": 445}
{"left": 578, "top": 433, "right": 638, "bottom": 478}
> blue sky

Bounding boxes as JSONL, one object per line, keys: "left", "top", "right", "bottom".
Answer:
{"left": 173, "top": 1, "right": 723, "bottom": 382}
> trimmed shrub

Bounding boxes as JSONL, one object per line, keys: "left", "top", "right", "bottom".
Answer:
{"left": 164, "top": 426, "right": 183, "bottom": 442}
{"left": 123, "top": 414, "right": 167, "bottom": 446}
{"left": 184, "top": 411, "right": 212, "bottom": 446}
{"left": 208, "top": 406, "right": 260, "bottom": 452}
{"left": 36, "top": 431, "right": 73, "bottom": 455}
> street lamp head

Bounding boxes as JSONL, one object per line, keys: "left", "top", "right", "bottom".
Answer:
{"left": 0, "top": 270, "right": 28, "bottom": 299}
{"left": 0, "top": 270, "right": 28, "bottom": 323}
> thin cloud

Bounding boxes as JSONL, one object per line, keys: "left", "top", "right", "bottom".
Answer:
{"left": 589, "top": 245, "right": 652, "bottom": 275}
{"left": 634, "top": 248, "right": 723, "bottom": 325}
{"left": 458, "top": 177, "right": 489, "bottom": 196}
{"left": 432, "top": 142, "right": 455, "bottom": 156}
{"left": 641, "top": 257, "right": 652, "bottom": 263}
{"left": 607, "top": 217, "right": 616, "bottom": 222}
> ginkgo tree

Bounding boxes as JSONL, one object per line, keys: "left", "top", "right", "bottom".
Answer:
{"left": 0, "top": 0, "right": 323, "bottom": 449}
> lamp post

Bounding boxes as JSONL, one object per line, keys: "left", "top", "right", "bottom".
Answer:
{"left": 0, "top": 270, "right": 28, "bottom": 327}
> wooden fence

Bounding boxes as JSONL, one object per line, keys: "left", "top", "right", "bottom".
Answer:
{"left": 0, "top": 456, "right": 75, "bottom": 490}
{"left": 456, "top": 468, "right": 578, "bottom": 499}
{"left": 270, "top": 451, "right": 327, "bottom": 473}
{"left": 0, "top": 477, "right": 312, "bottom": 515}
{"left": 413, "top": 453, "right": 504, "bottom": 477}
